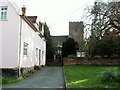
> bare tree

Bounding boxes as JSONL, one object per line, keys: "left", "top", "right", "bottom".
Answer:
{"left": 84, "top": 0, "right": 120, "bottom": 57}
{"left": 85, "top": 0, "right": 120, "bottom": 39}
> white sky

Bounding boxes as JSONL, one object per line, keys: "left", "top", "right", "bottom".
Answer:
{"left": 13, "top": 0, "right": 95, "bottom": 36}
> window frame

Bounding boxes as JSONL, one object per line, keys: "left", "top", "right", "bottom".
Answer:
{"left": 36, "top": 48, "right": 38, "bottom": 57}
{"left": 42, "top": 51, "right": 44, "bottom": 60}
{"left": 0, "top": 6, "right": 8, "bottom": 20}
{"left": 23, "top": 42, "right": 28, "bottom": 56}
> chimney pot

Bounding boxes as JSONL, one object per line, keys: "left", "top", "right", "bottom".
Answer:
{"left": 22, "top": 5, "right": 26, "bottom": 15}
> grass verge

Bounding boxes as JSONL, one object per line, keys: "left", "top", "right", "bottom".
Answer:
{"left": 64, "top": 65, "right": 119, "bottom": 88}
{"left": 2, "top": 70, "right": 35, "bottom": 85}
{"left": 0, "top": 77, "right": 2, "bottom": 85}
{"left": 1, "top": 67, "right": 43, "bottom": 85}
{"left": 2, "top": 77, "right": 19, "bottom": 85}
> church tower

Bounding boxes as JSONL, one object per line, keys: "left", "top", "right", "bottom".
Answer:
{"left": 69, "top": 21, "right": 84, "bottom": 51}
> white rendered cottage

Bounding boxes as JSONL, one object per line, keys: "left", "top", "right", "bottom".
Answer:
{"left": 0, "top": 0, "right": 46, "bottom": 77}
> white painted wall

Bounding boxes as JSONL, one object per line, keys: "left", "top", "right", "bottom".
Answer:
{"left": 0, "top": 16, "right": 2, "bottom": 68}
{"left": 1, "top": 0, "right": 46, "bottom": 68}
{"left": 0, "top": 0, "right": 20, "bottom": 68}
{"left": 41, "top": 39, "right": 46, "bottom": 65}
{"left": 20, "top": 18, "right": 46, "bottom": 67}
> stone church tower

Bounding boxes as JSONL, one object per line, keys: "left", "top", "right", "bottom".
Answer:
{"left": 69, "top": 21, "right": 84, "bottom": 51}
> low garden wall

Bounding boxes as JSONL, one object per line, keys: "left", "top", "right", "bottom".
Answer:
{"left": 2, "top": 65, "right": 40, "bottom": 78}
{"left": 2, "top": 68, "right": 19, "bottom": 77}
{"left": 46, "top": 59, "right": 63, "bottom": 66}
{"left": 64, "top": 58, "right": 120, "bottom": 65}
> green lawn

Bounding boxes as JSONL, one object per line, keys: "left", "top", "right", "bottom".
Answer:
{"left": 0, "top": 77, "right": 2, "bottom": 85}
{"left": 1, "top": 69, "right": 36, "bottom": 85}
{"left": 2, "top": 77, "right": 19, "bottom": 84}
{"left": 64, "top": 65, "right": 119, "bottom": 88}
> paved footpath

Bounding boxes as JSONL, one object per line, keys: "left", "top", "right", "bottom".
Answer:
{"left": 2, "top": 66, "right": 65, "bottom": 89}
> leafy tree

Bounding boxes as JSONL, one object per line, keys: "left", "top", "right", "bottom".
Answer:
{"left": 97, "top": 36, "right": 114, "bottom": 57}
{"left": 62, "top": 37, "right": 78, "bottom": 58}
{"left": 38, "top": 21, "right": 42, "bottom": 31}
{"left": 116, "top": 36, "right": 120, "bottom": 57}
{"left": 44, "top": 23, "right": 55, "bottom": 59}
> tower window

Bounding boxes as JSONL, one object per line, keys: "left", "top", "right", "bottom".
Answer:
{"left": 75, "top": 29, "right": 77, "bottom": 32}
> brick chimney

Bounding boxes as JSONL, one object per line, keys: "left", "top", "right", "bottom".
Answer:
{"left": 22, "top": 5, "right": 26, "bottom": 15}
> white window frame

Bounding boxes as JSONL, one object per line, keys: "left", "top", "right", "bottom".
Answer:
{"left": 0, "top": 6, "right": 8, "bottom": 20}
{"left": 23, "top": 42, "right": 28, "bottom": 56}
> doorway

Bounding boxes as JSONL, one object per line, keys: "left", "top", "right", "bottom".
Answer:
{"left": 39, "top": 49, "right": 41, "bottom": 66}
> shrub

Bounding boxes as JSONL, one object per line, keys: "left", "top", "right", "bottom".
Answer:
{"left": 67, "top": 54, "right": 77, "bottom": 59}
{"left": 100, "top": 70, "right": 116, "bottom": 83}
{"left": 22, "top": 70, "right": 34, "bottom": 78}
{"left": 34, "top": 65, "right": 40, "bottom": 70}
{"left": 100, "top": 70, "right": 120, "bottom": 83}
{"left": 116, "top": 72, "right": 120, "bottom": 82}
{"left": 41, "top": 65, "right": 44, "bottom": 67}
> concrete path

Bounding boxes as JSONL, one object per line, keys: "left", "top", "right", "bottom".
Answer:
{"left": 2, "top": 66, "right": 65, "bottom": 89}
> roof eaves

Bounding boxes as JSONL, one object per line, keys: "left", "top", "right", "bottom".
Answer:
{"left": 20, "top": 15, "right": 45, "bottom": 38}
{"left": 20, "top": 15, "right": 38, "bottom": 32}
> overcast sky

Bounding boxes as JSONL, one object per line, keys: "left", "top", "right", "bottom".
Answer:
{"left": 13, "top": 0, "right": 95, "bottom": 36}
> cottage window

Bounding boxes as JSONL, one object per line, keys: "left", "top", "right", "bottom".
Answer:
{"left": 42, "top": 51, "right": 44, "bottom": 59}
{"left": 23, "top": 42, "right": 28, "bottom": 56}
{"left": 0, "top": 6, "right": 8, "bottom": 20}
{"left": 36, "top": 48, "right": 38, "bottom": 57}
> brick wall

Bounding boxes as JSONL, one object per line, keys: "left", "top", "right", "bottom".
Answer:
{"left": 64, "top": 58, "right": 120, "bottom": 65}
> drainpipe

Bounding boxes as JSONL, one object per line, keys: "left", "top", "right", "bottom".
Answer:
{"left": 18, "top": 15, "right": 22, "bottom": 78}
{"left": 18, "top": 5, "right": 26, "bottom": 78}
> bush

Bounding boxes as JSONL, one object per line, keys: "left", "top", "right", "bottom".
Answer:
{"left": 22, "top": 70, "right": 34, "bottom": 78}
{"left": 41, "top": 65, "right": 44, "bottom": 67}
{"left": 100, "top": 70, "right": 116, "bottom": 83}
{"left": 116, "top": 72, "right": 120, "bottom": 82}
{"left": 34, "top": 65, "right": 40, "bottom": 70}
{"left": 67, "top": 54, "right": 77, "bottom": 59}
